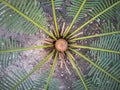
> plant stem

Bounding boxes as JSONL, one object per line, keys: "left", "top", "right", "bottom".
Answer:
{"left": 45, "top": 51, "right": 58, "bottom": 90}
{"left": 69, "top": 44, "right": 120, "bottom": 54}
{"left": 0, "top": 45, "right": 53, "bottom": 53}
{"left": 51, "top": 0, "right": 60, "bottom": 38}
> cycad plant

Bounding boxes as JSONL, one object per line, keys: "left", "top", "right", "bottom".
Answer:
{"left": 0, "top": 0, "right": 120, "bottom": 90}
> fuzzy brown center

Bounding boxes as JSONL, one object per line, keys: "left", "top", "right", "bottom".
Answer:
{"left": 55, "top": 39, "right": 68, "bottom": 52}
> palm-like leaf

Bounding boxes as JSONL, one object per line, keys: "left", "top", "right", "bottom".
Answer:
{"left": 0, "top": 0, "right": 48, "bottom": 34}
{"left": 67, "top": 0, "right": 99, "bottom": 20}
{"left": 66, "top": 0, "right": 120, "bottom": 38}
{"left": 72, "top": 20, "right": 120, "bottom": 90}
{"left": 73, "top": 62, "right": 120, "bottom": 90}
{"left": 89, "top": 0, "right": 120, "bottom": 20}
{"left": 90, "top": 35, "right": 120, "bottom": 63}
{"left": 101, "top": 18, "right": 120, "bottom": 33}
{"left": 40, "top": 0, "right": 64, "bottom": 7}
{"left": 0, "top": 69, "right": 59, "bottom": 90}
{"left": 87, "top": 57, "right": 120, "bottom": 90}
{"left": 102, "top": 20, "right": 117, "bottom": 33}
{"left": 67, "top": 0, "right": 120, "bottom": 21}
{"left": 32, "top": 72, "right": 59, "bottom": 90}
{"left": 72, "top": 78, "right": 97, "bottom": 90}
{"left": 0, "top": 38, "right": 21, "bottom": 68}
{"left": 88, "top": 22, "right": 120, "bottom": 89}
{"left": 0, "top": 69, "right": 34, "bottom": 90}
{"left": 0, "top": 50, "right": 55, "bottom": 90}
{"left": 90, "top": 20, "right": 120, "bottom": 62}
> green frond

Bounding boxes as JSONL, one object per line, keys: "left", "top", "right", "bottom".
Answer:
{"left": 73, "top": 59, "right": 119, "bottom": 90}
{"left": 0, "top": 0, "right": 48, "bottom": 34}
{"left": 69, "top": 48, "right": 120, "bottom": 83}
{"left": 87, "top": 58, "right": 120, "bottom": 90}
{"left": 90, "top": 35, "right": 120, "bottom": 63}
{"left": 116, "top": 13, "right": 120, "bottom": 24}
{"left": 0, "top": 45, "right": 53, "bottom": 53}
{"left": 69, "top": 19, "right": 120, "bottom": 41}
{"left": 0, "top": 69, "right": 59, "bottom": 90}
{"left": 48, "top": 79, "right": 59, "bottom": 90}
{"left": 70, "top": 44, "right": 120, "bottom": 54}
{"left": 11, "top": 50, "right": 54, "bottom": 90}
{"left": 44, "top": 51, "right": 58, "bottom": 90}
{"left": 72, "top": 78, "right": 99, "bottom": 90}
{"left": 102, "top": 19, "right": 119, "bottom": 33}
{"left": 89, "top": 0, "right": 120, "bottom": 20}
{"left": 69, "top": 31, "right": 120, "bottom": 41}
{"left": 39, "top": 0, "right": 65, "bottom": 21}
{"left": 67, "top": 0, "right": 120, "bottom": 38}
{"left": 0, "top": 38, "right": 21, "bottom": 68}
{"left": 31, "top": 72, "right": 49, "bottom": 90}
{"left": 84, "top": 21, "right": 120, "bottom": 90}
{"left": 54, "top": 0, "right": 64, "bottom": 8}
{"left": 0, "top": 69, "right": 34, "bottom": 90}
{"left": 63, "top": 0, "right": 86, "bottom": 38}
{"left": 40, "top": 0, "right": 64, "bottom": 8}
{"left": 32, "top": 72, "right": 59, "bottom": 90}
{"left": 67, "top": 0, "right": 99, "bottom": 20}
{"left": 51, "top": 0, "right": 60, "bottom": 38}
